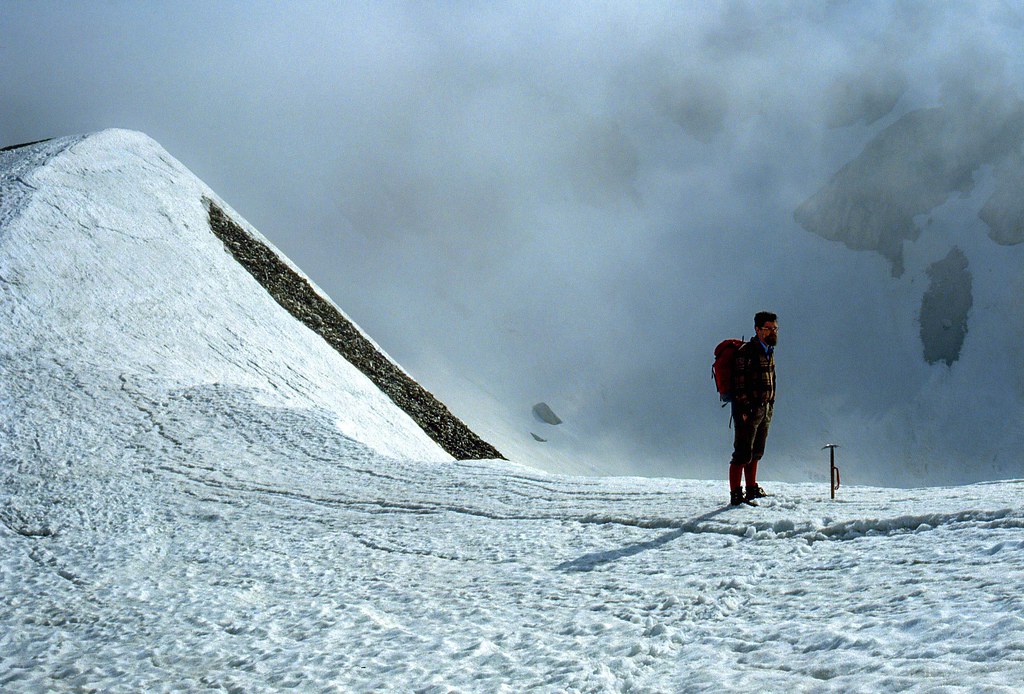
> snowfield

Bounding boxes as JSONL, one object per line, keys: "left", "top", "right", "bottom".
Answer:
{"left": 2, "top": 131, "right": 1024, "bottom": 692}
{"left": 3, "top": 418, "right": 1023, "bottom": 691}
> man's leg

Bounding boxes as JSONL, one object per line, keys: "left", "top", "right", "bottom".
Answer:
{"left": 730, "top": 404, "right": 756, "bottom": 503}
{"left": 745, "top": 406, "right": 772, "bottom": 498}
{"left": 730, "top": 463, "right": 744, "bottom": 492}
{"left": 744, "top": 459, "right": 758, "bottom": 487}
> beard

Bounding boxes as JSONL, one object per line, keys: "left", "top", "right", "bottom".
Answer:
{"left": 763, "top": 333, "right": 778, "bottom": 347}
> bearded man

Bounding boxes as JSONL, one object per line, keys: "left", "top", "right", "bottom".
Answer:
{"left": 729, "top": 311, "right": 778, "bottom": 506}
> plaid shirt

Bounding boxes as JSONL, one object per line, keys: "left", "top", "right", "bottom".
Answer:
{"left": 731, "top": 338, "right": 775, "bottom": 408}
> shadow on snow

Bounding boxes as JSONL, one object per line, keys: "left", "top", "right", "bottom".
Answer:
{"left": 555, "top": 507, "right": 734, "bottom": 572}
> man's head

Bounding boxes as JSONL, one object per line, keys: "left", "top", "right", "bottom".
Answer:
{"left": 754, "top": 311, "right": 778, "bottom": 347}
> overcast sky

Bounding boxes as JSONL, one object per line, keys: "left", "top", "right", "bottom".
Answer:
{"left": 4, "top": 1, "right": 1024, "bottom": 482}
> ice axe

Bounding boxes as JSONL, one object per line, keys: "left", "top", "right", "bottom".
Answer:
{"left": 822, "top": 444, "right": 841, "bottom": 499}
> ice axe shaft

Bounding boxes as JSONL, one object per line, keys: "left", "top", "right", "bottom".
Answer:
{"left": 822, "top": 444, "right": 840, "bottom": 499}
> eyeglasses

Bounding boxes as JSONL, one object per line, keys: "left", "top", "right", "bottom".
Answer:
{"left": 757, "top": 326, "right": 779, "bottom": 333}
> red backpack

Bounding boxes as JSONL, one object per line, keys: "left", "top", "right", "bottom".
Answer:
{"left": 712, "top": 338, "right": 744, "bottom": 404}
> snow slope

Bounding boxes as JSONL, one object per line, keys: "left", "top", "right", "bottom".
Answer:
{"left": 0, "top": 129, "right": 449, "bottom": 462}
{"left": 2, "top": 131, "right": 1023, "bottom": 691}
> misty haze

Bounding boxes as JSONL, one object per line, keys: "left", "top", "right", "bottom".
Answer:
{"left": 5, "top": 2, "right": 1024, "bottom": 486}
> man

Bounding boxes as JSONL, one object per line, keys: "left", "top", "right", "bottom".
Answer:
{"left": 729, "top": 311, "right": 777, "bottom": 506}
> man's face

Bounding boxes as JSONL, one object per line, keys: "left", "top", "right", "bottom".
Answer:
{"left": 757, "top": 321, "right": 779, "bottom": 347}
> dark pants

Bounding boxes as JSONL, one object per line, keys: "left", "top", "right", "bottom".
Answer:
{"left": 730, "top": 402, "right": 772, "bottom": 467}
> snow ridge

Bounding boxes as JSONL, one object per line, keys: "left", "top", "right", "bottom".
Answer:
{"left": 0, "top": 128, "right": 469, "bottom": 462}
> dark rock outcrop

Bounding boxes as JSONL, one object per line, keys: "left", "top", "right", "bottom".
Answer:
{"left": 920, "top": 247, "right": 972, "bottom": 367}
{"left": 206, "top": 199, "right": 503, "bottom": 460}
{"left": 0, "top": 138, "right": 54, "bottom": 153}
{"left": 532, "top": 402, "right": 563, "bottom": 426}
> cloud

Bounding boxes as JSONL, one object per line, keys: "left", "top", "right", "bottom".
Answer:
{"left": 4, "top": 1, "right": 1024, "bottom": 484}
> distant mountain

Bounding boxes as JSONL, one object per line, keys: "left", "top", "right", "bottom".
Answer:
{"left": 795, "top": 102, "right": 1024, "bottom": 278}
{"left": 782, "top": 97, "right": 1024, "bottom": 485}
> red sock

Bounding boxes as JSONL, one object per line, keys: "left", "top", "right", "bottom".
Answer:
{"left": 745, "top": 459, "right": 759, "bottom": 487}
{"left": 729, "top": 465, "right": 743, "bottom": 491}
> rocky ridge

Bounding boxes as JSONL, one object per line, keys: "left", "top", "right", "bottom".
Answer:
{"left": 206, "top": 199, "right": 503, "bottom": 461}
